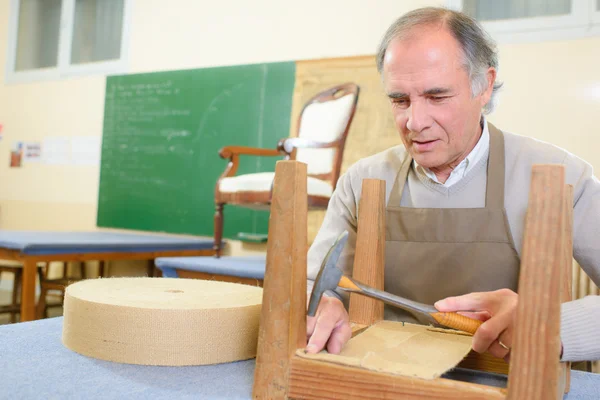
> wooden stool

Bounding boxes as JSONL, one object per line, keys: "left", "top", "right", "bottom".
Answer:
{"left": 253, "top": 161, "right": 572, "bottom": 400}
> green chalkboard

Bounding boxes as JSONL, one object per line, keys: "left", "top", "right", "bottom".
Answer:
{"left": 97, "top": 62, "right": 296, "bottom": 238}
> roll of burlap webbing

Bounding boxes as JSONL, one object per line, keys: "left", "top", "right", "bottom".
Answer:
{"left": 62, "top": 278, "right": 263, "bottom": 366}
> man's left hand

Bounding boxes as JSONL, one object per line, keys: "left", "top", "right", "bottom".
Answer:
{"left": 434, "top": 288, "right": 518, "bottom": 361}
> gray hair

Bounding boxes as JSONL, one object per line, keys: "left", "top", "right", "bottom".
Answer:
{"left": 376, "top": 7, "right": 502, "bottom": 114}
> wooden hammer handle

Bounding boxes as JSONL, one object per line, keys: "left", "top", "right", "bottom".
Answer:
{"left": 430, "top": 312, "right": 482, "bottom": 335}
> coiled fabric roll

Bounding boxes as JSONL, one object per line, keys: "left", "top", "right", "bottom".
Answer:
{"left": 62, "top": 277, "right": 262, "bottom": 366}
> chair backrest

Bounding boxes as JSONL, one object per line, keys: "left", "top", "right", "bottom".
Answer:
{"left": 294, "top": 83, "right": 359, "bottom": 189}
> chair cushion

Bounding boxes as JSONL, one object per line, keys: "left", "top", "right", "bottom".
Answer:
{"left": 219, "top": 172, "right": 333, "bottom": 197}
{"left": 297, "top": 94, "right": 355, "bottom": 175}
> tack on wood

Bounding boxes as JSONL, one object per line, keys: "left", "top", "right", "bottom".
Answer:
{"left": 349, "top": 179, "right": 386, "bottom": 326}
{"left": 506, "top": 165, "right": 565, "bottom": 400}
{"left": 253, "top": 161, "right": 308, "bottom": 399}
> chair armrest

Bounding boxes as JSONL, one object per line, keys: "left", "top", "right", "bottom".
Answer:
{"left": 219, "top": 146, "right": 282, "bottom": 159}
{"left": 216, "top": 146, "right": 284, "bottom": 181}
{"left": 277, "top": 137, "right": 338, "bottom": 154}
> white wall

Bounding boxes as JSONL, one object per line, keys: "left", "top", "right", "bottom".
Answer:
{"left": 0, "top": 0, "right": 598, "bottom": 256}
{"left": 0, "top": 0, "right": 442, "bottom": 234}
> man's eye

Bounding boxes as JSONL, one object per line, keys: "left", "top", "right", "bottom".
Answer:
{"left": 392, "top": 99, "right": 409, "bottom": 108}
{"left": 431, "top": 96, "right": 448, "bottom": 102}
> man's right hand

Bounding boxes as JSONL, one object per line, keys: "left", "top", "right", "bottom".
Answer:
{"left": 305, "top": 296, "right": 352, "bottom": 354}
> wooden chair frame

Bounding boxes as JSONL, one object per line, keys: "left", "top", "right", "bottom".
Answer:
{"left": 212, "top": 83, "right": 360, "bottom": 256}
{"left": 0, "top": 265, "right": 44, "bottom": 323}
{"left": 253, "top": 160, "right": 572, "bottom": 400}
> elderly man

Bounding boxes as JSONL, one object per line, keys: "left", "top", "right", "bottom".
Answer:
{"left": 305, "top": 7, "right": 600, "bottom": 363}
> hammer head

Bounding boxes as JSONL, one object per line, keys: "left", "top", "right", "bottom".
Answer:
{"left": 307, "top": 230, "right": 349, "bottom": 317}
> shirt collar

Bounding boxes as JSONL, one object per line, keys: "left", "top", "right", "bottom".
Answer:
{"left": 413, "top": 117, "right": 490, "bottom": 187}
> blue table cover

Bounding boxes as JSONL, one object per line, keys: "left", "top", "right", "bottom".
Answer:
{"left": 0, "top": 231, "right": 214, "bottom": 255}
{"left": 1, "top": 317, "right": 598, "bottom": 399}
{"left": 156, "top": 255, "right": 266, "bottom": 279}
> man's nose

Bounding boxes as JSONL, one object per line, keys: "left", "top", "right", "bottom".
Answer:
{"left": 406, "top": 101, "right": 432, "bottom": 133}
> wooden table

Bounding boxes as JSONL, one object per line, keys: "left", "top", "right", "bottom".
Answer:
{"left": 0, "top": 230, "right": 215, "bottom": 321}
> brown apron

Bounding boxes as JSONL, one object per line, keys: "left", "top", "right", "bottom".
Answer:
{"left": 384, "top": 124, "right": 520, "bottom": 322}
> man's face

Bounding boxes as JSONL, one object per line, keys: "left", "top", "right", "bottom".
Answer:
{"left": 382, "top": 25, "right": 494, "bottom": 172}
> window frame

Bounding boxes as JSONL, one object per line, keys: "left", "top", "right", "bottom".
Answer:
{"left": 447, "top": 0, "right": 600, "bottom": 43}
{"left": 5, "top": 0, "right": 132, "bottom": 84}
{"left": 592, "top": 0, "right": 600, "bottom": 24}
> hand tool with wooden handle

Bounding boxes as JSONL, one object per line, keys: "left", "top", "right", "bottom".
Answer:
{"left": 308, "top": 230, "right": 483, "bottom": 335}
{"left": 337, "top": 274, "right": 482, "bottom": 334}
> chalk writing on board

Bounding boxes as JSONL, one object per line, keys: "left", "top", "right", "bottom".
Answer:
{"left": 98, "top": 63, "right": 295, "bottom": 236}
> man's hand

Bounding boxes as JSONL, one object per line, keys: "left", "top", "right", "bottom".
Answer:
{"left": 434, "top": 288, "right": 518, "bottom": 361}
{"left": 306, "top": 296, "right": 352, "bottom": 354}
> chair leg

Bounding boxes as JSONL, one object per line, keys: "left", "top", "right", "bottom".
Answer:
{"left": 79, "top": 261, "right": 86, "bottom": 279}
{"left": 147, "top": 259, "right": 155, "bottom": 277}
{"left": 214, "top": 203, "right": 225, "bottom": 258}
{"left": 11, "top": 269, "right": 22, "bottom": 324}
{"left": 98, "top": 260, "right": 105, "bottom": 278}
{"left": 36, "top": 263, "right": 50, "bottom": 320}
{"left": 36, "top": 286, "right": 48, "bottom": 320}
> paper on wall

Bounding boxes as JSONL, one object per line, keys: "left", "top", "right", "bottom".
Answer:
{"left": 43, "top": 137, "right": 70, "bottom": 165}
{"left": 70, "top": 136, "right": 101, "bottom": 166}
{"left": 22, "top": 142, "right": 42, "bottom": 163}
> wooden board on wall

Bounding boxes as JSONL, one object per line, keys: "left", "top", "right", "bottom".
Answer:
{"left": 291, "top": 56, "right": 399, "bottom": 242}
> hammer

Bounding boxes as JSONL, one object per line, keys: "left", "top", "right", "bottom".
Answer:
{"left": 308, "top": 230, "right": 483, "bottom": 335}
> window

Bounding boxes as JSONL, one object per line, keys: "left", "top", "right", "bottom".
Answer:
{"left": 462, "top": 0, "right": 572, "bottom": 21}
{"left": 448, "top": 0, "right": 600, "bottom": 43}
{"left": 6, "top": 0, "right": 131, "bottom": 83}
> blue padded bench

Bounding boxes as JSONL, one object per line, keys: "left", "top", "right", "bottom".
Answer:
{"left": 155, "top": 255, "right": 266, "bottom": 286}
{"left": 0, "top": 231, "right": 215, "bottom": 255}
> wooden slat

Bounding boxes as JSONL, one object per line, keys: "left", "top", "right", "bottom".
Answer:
{"left": 289, "top": 356, "right": 506, "bottom": 400}
{"left": 20, "top": 259, "right": 38, "bottom": 322}
{"left": 571, "top": 261, "right": 580, "bottom": 300}
{"left": 458, "top": 351, "right": 509, "bottom": 375}
{"left": 578, "top": 267, "right": 590, "bottom": 299}
{"left": 561, "top": 185, "right": 574, "bottom": 393}
{"left": 253, "top": 161, "right": 308, "bottom": 399}
{"left": 507, "top": 165, "right": 565, "bottom": 400}
{"left": 349, "top": 179, "right": 386, "bottom": 325}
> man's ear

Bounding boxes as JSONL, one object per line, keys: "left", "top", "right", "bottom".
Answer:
{"left": 480, "top": 67, "right": 497, "bottom": 106}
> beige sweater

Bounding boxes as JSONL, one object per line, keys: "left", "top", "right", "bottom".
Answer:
{"left": 307, "top": 131, "right": 600, "bottom": 362}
